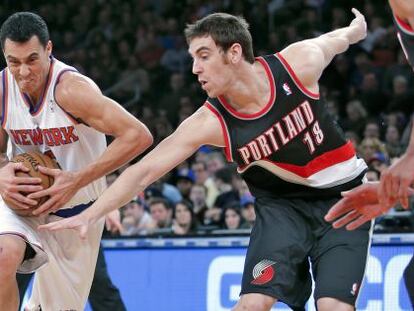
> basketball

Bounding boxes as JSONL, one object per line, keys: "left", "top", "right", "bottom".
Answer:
{"left": 4, "top": 152, "right": 60, "bottom": 215}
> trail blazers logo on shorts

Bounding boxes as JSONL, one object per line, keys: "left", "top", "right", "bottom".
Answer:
{"left": 251, "top": 259, "right": 276, "bottom": 285}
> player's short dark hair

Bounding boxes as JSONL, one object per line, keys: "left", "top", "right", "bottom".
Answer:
{"left": 185, "top": 12, "right": 254, "bottom": 64}
{"left": 0, "top": 12, "right": 50, "bottom": 50}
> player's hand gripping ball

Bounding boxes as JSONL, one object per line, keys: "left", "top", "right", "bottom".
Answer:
{"left": 4, "top": 152, "right": 59, "bottom": 216}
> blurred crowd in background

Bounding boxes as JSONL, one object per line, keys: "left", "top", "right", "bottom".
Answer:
{"left": 2, "top": 0, "right": 414, "bottom": 236}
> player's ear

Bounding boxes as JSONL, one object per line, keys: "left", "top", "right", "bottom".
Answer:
{"left": 228, "top": 43, "right": 243, "bottom": 64}
{"left": 46, "top": 40, "right": 52, "bottom": 57}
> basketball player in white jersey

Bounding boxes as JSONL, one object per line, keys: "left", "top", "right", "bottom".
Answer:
{"left": 0, "top": 12, "right": 153, "bottom": 311}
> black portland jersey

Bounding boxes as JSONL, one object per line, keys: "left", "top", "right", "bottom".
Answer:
{"left": 393, "top": 14, "right": 414, "bottom": 69}
{"left": 205, "top": 53, "right": 367, "bottom": 199}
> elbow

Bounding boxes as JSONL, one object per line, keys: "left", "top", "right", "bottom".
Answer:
{"left": 135, "top": 126, "right": 154, "bottom": 152}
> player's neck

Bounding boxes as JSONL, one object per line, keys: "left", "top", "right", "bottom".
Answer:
{"left": 222, "top": 61, "right": 270, "bottom": 113}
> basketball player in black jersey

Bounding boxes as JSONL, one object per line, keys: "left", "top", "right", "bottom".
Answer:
{"left": 326, "top": 1, "right": 414, "bottom": 308}
{"left": 40, "top": 9, "right": 369, "bottom": 311}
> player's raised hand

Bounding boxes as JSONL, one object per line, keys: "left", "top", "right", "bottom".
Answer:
{"left": 348, "top": 8, "right": 367, "bottom": 44}
{"left": 38, "top": 213, "right": 89, "bottom": 239}
{"left": 378, "top": 154, "right": 414, "bottom": 209}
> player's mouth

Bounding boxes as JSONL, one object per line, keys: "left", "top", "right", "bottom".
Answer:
{"left": 199, "top": 79, "right": 208, "bottom": 89}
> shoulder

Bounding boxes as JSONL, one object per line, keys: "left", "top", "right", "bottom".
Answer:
{"left": 176, "top": 105, "right": 225, "bottom": 148}
{"left": 54, "top": 70, "right": 101, "bottom": 109}
{"left": 55, "top": 71, "right": 100, "bottom": 96}
{"left": 280, "top": 40, "right": 323, "bottom": 68}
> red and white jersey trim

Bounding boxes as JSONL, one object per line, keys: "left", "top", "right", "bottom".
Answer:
{"left": 275, "top": 53, "right": 320, "bottom": 100}
{"left": 237, "top": 156, "right": 366, "bottom": 188}
{"left": 394, "top": 14, "right": 414, "bottom": 35}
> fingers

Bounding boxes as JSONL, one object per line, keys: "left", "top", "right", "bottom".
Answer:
{"left": 38, "top": 219, "right": 71, "bottom": 231}
{"left": 13, "top": 176, "right": 42, "bottom": 185}
{"left": 332, "top": 210, "right": 360, "bottom": 229}
{"left": 398, "top": 178, "right": 411, "bottom": 209}
{"left": 14, "top": 185, "right": 43, "bottom": 193}
{"left": 351, "top": 8, "right": 362, "bottom": 17}
{"left": 38, "top": 217, "right": 88, "bottom": 240}
{"left": 37, "top": 166, "right": 59, "bottom": 176}
{"left": 346, "top": 214, "right": 370, "bottom": 230}
{"left": 6, "top": 191, "right": 39, "bottom": 207}
{"left": 27, "top": 188, "right": 52, "bottom": 200}
{"left": 378, "top": 175, "right": 389, "bottom": 206}
{"left": 325, "top": 199, "right": 354, "bottom": 222}
{"left": 112, "top": 220, "right": 123, "bottom": 233}
{"left": 11, "top": 162, "right": 30, "bottom": 172}
{"left": 32, "top": 197, "right": 56, "bottom": 216}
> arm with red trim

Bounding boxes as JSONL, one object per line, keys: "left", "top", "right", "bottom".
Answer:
{"left": 279, "top": 8, "right": 366, "bottom": 91}
{"left": 38, "top": 106, "right": 225, "bottom": 236}
{"left": 28, "top": 71, "right": 154, "bottom": 215}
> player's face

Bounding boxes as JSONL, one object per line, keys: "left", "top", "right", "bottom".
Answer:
{"left": 4, "top": 36, "right": 52, "bottom": 95}
{"left": 189, "top": 35, "right": 233, "bottom": 98}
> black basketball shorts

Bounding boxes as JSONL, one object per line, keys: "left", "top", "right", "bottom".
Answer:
{"left": 240, "top": 197, "right": 372, "bottom": 309}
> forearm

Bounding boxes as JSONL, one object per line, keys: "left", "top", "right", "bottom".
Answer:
{"left": 313, "top": 26, "right": 357, "bottom": 62}
{"left": 84, "top": 162, "right": 150, "bottom": 222}
{"left": 76, "top": 132, "right": 152, "bottom": 188}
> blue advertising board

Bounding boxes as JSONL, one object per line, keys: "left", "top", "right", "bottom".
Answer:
{"left": 21, "top": 235, "right": 414, "bottom": 311}
{"left": 97, "top": 235, "right": 413, "bottom": 311}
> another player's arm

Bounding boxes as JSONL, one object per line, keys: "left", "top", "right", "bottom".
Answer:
{"left": 377, "top": 0, "right": 414, "bottom": 208}
{"left": 39, "top": 106, "right": 224, "bottom": 232}
{"left": 280, "top": 8, "right": 366, "bottom": 91}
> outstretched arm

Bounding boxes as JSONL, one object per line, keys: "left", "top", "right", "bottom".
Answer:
{"left": 280, "top": 8, "right": 366, "bottom": 92}
{"left": 39, "top": 106, "right": 225, "bottom": 236}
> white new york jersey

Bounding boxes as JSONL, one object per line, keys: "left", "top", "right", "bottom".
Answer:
{"left": 1, "top": 57, "right": 107, "bottom": 208}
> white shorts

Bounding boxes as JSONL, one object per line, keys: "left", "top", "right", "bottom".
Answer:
{"left": 0, "top": 198, "right": 104, "bottom": 311}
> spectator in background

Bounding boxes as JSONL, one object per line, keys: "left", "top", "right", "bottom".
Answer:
{"left": 385, "top": 124, "right": 403, "bottom": 158}
{"left": 363, "top": 119, "right": 381, "bottom": 139}
{"left": 240, "top": 194, "right": 256, "bottom": 229}
{"left": 121, "top": 197, "right": 153, "bottom": 236}
{"left": 340, "top": 100, "right": 368, "bottom": 137}
{"left": 172, "top": 200, "right": 198, "bottom": 235}
{"left": 148, "top": 197, "right": 173, "bottom": 231}
{"left": 192, "top": 160, "right": 219, "bottom": 208}
{"left": 206, "top": 151, "right": 226, "bottom": 175}
{"left": 176, "top": 168, "right": 196, "bottom": 200}
{"left": 189, "top": 184, "right": 209, "bottom": 225}
{"left": 223, "top": 203, "right": 246, "bottom": 230}
{"left": 358, "top": 137, "right": 388, "bottom": 163}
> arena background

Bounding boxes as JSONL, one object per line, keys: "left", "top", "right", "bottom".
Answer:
{"left": 3, "top": 0, "right": 414, "bottom": 310}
